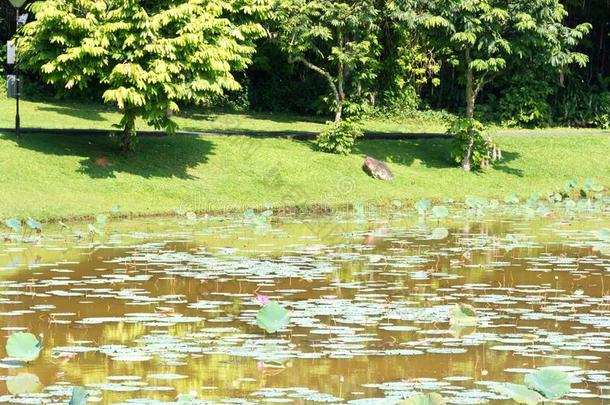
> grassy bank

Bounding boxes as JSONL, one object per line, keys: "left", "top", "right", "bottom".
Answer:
{"left": 2, "top": 97, "right": 609, "bottom": 136}
{"left": 0, "top": 99, "right": 609, "bottom": 221}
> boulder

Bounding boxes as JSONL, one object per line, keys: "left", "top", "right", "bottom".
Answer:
{"left": 363, "top": 156, "right": 394, "bottom": 181}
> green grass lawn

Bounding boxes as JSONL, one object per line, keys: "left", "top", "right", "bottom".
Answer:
{"left": 3, "top": 97, "right": 608, "bottom": 136}
{"left": 0, "top": 97, "right": 451, "bottom": 135}
{"left": 0, "top": 98, "right": 609, "bottom": 221}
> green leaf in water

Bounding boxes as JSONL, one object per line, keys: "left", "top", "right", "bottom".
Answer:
{"left": 176, "top": 391, "right": 198, "bottom": 403}
{"left": 256, "top": 302, "right": 290, "bottom": 333}
{"left": 26, "top": 218, "right": 42, "bottom": 231}
{"left": 96, "top": 214, "right": 107, "bottom": 225}
{"left": 524, "top": 369, "right": 571, "bottom": 400}
{"left": 449, "top": 303, "right": 477, "bottom": 326}
{"left": 563, "top": 179, "right": 578, "bottom": 193}
{"left": 88, "top": 224, "right": 104, "bottom": 236}
{"left": 415, "top": 199, "right": 431, "bottom": 215}
{"left": 69, "top": 386, "right": 88, "bottom": 405}
{"left": 493, "top": 383, "right": 543, "bottom": 405}
{"left": 430, "top": 227, "right": 449, "bottom": 240}
{"left": 6, "top": 373, "right": 42, "bottom": 394}
{"left": 431, "top": 205, "right": 449, "bottom": 219}
{"left": 6, "top": 332, "right": 43, "bottom": 362}
{"left": 400, "top": 393, "right": 446, "bottom": 405}
{"left": 504, "top": 193, "right": 520, "bottom": 205}
{"left": 465, "top": 196, "right": 488, "bottom": 209}
{"left": 4, "top": 218, "right": 21, "bottom": 232}
{"left": 595, "top": 229, "right": 610, "bottom": 242}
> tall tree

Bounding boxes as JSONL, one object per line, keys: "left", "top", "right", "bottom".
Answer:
{"left": 18, "top": 0, "right": 270, "bottom": 150}
{"left": 271, "top": 0, "right": 381, "bottom": 125}
{"left": 419, "top": 0, "right": 590, "bottom": 170}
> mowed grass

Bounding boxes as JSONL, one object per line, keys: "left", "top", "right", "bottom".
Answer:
{"left": 0, "top": 98, "right": 448, "bottom": 134}
{"left": 0, "top": 111, "right": 608, "bottom": 220}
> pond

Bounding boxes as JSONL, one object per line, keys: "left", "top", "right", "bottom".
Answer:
{"left": 0, "top": 203, "right": 609, "bottom": 404}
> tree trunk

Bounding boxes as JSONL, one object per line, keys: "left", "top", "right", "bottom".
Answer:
{"left": 334, "top": 59, "right": 346, "bottom": 126}
{"left": 120, "top": 114, "right": 136, "bottom": 153}
{"left": 334, "top": 102, "right": 343, "bottom": 126}
{"left": 294, "top": 57, "right": 342, "bottom": 126}
{"left": 462, "top": 49, "right": 475, "bottom": 172}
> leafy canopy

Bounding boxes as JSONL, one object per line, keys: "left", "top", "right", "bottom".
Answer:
{"left": 19, "top": 0, "right": 270, "bottom": 148}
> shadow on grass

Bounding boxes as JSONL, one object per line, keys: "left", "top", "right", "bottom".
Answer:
{"left": 354, "top": 138, "right": 524, "bottom": 177}
{"left": 36, "top": 103, "right": 110, "bottom": 122}
{"left": 5, "top": 132, "right": 214, "bottom": 180}
{"left": 181, "top": 109, "right": 326, "bottom": 126}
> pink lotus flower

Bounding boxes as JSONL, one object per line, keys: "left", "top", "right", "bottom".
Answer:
{"left": 254, "top": 294, "right": 270, "bottom": 306}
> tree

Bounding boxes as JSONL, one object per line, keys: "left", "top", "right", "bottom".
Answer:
{"left": 18, "top": 0, "right": 270, "bottom": 151}
{"left": 270, "top": 0, "right": 381, "bottom": 126}
{"left": 419, "top": 0, "right": 591, "bottom": 171}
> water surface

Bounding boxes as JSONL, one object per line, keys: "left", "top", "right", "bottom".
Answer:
{"left": 0, "top": 207, "right": 609, "bottom": 404}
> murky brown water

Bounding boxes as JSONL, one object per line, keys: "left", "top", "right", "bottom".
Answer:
{"left": 0, "top": 207, "right": 609, "bottom": 404}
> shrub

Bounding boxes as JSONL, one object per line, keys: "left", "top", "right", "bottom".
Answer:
{"left": 449, "top": 118, "right": 501, "bottom": 170}
{"left": 315, "top": 119, "right": 364, "bottom": 155}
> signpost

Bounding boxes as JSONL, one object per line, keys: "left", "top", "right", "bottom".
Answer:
{"left": 7, "top": 0, "right": 28, "bottom": 138}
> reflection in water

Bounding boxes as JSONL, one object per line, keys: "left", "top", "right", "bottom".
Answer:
{"left": 0, "top": 210, "right": 609, "bottom": 404}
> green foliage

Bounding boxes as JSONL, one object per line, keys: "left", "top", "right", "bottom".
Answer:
{"left": 315, "top": 119, "right": 363, "bottom": 155}
{"left": 19, "top": 0, "right": 270, "bottom": 150}
{"left": 449, "top": 118, "right": 498, "bottom": 171}
{"left": 271, "top": 0, "right": 381, "bottom": 123}
{"left": 492, "top": 70, "right": 554, "bottom": 128}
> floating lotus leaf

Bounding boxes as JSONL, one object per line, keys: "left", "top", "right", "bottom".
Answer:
{"left": 415, "top": 199, "right": 431, "bottom": 215}
{"left": 26, "top": 218, "right": 42, "bottom": 231}
{"left": 465, "top": 196, "right": 488, "bottom": 209}
{"left": 504, "top": 193, "right": 520, "bottom": 204}
{"left": 449, "top": 303, "right": 477, "bottom": 326}
{"left": 88, "top": 224, "right": 104, "bottom": 236}
{"left": 493, "top": 383, "right": 543, "bottom": 405}
{"left": 256, "top": 302, "right": 290, "bottom": 333}
{"left": 400, "top": 393, "right": 446, "bottom": 405}
{"left": 431, "top": 205, "right": 449, "bottom": 219}
{"left": 595, "top": 229, "right": 610, "bottom": 242}
{"left": 6, "top": 332, "right": 42, "bottom": 362}
{"left": 4, "top": 218, "right": 21, "bottom": 232}
{"left": 6, "top": 373, "right": 42, "bottom": 394}
{"left": 176, "top": 392, "right": 198, "bottom": 403}
{"left": 430, "top": 227, "right": 449, "bottom": 240}
{"left": 524, "top": 369, "right": 571, "bottom": 400}
{"left": 96, "top": 214, "right": 107, "bottom": 225}
{"left": 69, "top": 386, "right": 88, "bottom": 405}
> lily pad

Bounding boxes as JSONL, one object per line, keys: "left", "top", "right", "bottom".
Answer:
{"left": 524, "top": 369, "right": 571, "bottom": 400}
{"left": 415, "top": 200, "right": 432, "bottom": 215}
{"left": 6, "top": 373, "right": 42, "bottom": 394}
{"left": 6, "top": 332, "right": 43, "bottom": 362}
{"left": 400, "top": 393, "right": 446, "bottom": 405}
{"left": 256, "top": 302, "right": 290, "bottom": 334}
{"left": 26, "top": 218, "right": 42, "bottom": 231}
{"left": 69, "top": 386, "right": 89, "bottom": 405}
{"left": 431, "top": 206, "right": 449, "bottom": 219}
{"left": 449, "top": 303, "right": 477, "bottom": 326}
{"left": 4, "top": 218, "right": 21, "bottom": 232}
{"left": 494, "top": 383, "right": 543, "bottom": 405}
